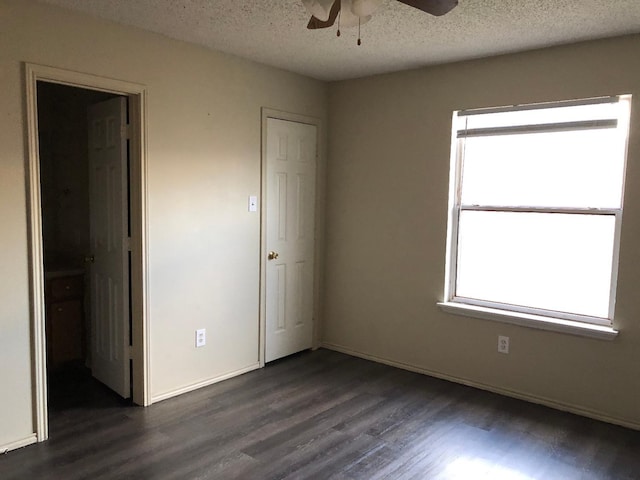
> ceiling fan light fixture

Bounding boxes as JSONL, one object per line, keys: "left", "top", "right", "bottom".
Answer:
{"left": 304, "top": 0, "right": 458, "bottom": 33}
{"left": 302, "top": 0, "right": 336, "bottom": 22}
{"left": 351, "top": 0, "right": 383, "bottom": 17}
{"left": 340, "top": 0, "right": 372, "bottom": 27}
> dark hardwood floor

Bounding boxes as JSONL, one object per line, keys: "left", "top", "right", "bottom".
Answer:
{"left": 1, "top": 349, "right": 639, "bottom": 479}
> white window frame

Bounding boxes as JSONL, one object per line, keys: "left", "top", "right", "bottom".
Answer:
{"left": 440, "top": 95, "right": 632, "bottom": 338}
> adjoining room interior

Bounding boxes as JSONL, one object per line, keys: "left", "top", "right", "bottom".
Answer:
{"left": 1, "top": 0, "right": 640, "bottom": 478}
{"left": 37, "top": 81, "right": 131, "bottom": 414}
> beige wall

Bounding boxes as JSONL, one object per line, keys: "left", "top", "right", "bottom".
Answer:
{"left": 0, "top": 0, "right": 327, "bottom": 449}
{"left": 324, "top": 35, "right": 640, "bottom": 427}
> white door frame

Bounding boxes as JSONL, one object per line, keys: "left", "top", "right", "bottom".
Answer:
{"left": 259, "top": 108, "right": 323, "bottom": 367}
{"left": 24, "top": 63, "right": 151, "bottom": 442}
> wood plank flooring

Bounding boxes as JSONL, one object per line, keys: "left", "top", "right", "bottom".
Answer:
{"left": 1, "top": 349, "right": 639, "bottom": 479}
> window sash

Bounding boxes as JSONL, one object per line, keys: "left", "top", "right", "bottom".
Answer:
{"left": 447, "top": 207, "right": 622, "bottom": 325}
{"left": 457, "top": 96, "right": 621, "bottom": 132}
{"left": 450, "top": 296, "right": 615, "bottom": 327}
{"left": 458, "top": 96, "right": 619, "bottom": 117}
{"left": 457, "top": 119, "right": 617, "bottom": 138}
{"left": 460, "top": 205, "right": 620, "bottom": 215}
{"left": 457, "top": 129, "right": 626, "bottom": 209}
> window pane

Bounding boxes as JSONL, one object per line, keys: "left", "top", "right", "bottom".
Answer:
{"left": 456, "top": 211, "right": 615, "bottom": 318}
{"left": 462, "top": 101, "right": 621, "bottom": 130}
{"left": 460, "top": 128, "right": 625, "bottom": 208}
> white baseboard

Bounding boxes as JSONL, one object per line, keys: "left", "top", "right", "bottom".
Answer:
{"left": 1, "top": 434, "right": 37, "bottom": 454}
{"left": 321, "top": 342, "right": 640, "bottom": 431}
{"left": 150, "top": 362, "right": 261, "bottom": 404}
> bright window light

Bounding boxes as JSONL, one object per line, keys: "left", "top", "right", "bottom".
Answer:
{"left": 460, "top": 129, "right": 626, "bottom": 209}
{"left": 446, "top": 95, "right": 632, "bottom": 326}
{"left": 443, "top": 457, "right": 536, "bottom": 480}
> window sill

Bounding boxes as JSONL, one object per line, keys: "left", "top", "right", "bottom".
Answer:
{"left": 437, "top": 301, "right": 618, "bottom": 340}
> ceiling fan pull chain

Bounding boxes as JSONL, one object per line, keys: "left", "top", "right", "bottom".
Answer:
{"left": 337, "top": 8, "right": 341, "bottom": 36}
{"left": 357, "top": 17, "right": 361, "bottom": 45}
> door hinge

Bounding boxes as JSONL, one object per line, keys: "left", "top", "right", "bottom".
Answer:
{"left": 122, "top": 124, "right": 132, "bottom": 139}
{"left": 128, "top": 345, "right": 133, "bottom": 360}
{"left": 126, "top": 237, "right": 132, "bottom": 251}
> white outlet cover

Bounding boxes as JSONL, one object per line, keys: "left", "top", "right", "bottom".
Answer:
{"left": 196, "top": 328, "right": 206, "bottom": 347}
{"left": 498, "top": 335, "right": 509, "bottom": 354}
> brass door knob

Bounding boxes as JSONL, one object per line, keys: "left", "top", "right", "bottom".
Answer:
{"left": 84, "top": 255, "right": 95, "bottom": 263}
{"left": 268, "top": 251, "right": 279, "bottom": 260}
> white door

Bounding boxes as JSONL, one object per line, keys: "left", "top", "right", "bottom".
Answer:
{"left": 88, "top": 97, "right": 130, "bottom": 398}
{"left": 265, "top": 118, "right": 317, "bottom": 362}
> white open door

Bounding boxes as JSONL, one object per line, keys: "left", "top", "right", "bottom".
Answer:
{"left": 265, "top": 118, "right": 317, "bottom": 362}
{"left": 88, "top": 97, "right": 130, "bottom": 398}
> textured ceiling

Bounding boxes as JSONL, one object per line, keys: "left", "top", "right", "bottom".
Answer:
{"left": 40, "top": 0, "right": 640, "bottom": 81}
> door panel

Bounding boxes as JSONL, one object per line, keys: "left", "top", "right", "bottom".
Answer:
{"left": 265, "top": 118, "right": 317, "bottom": 362}
{"left": 88, "top": 97, "right": 130, "bottom": 398}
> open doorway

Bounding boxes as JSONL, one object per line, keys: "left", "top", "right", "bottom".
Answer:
{"left": 37, "top": 82, "right": 129, "bottom": 417}
{"left": 25, "top": 64, "right": 150, "bottom": 442}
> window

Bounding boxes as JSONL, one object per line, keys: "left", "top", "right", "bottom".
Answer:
{"left": 443, "top": 95, "right": 632, "bottom": 331}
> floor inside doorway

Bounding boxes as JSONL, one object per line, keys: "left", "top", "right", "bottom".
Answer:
{"left": 47, "top": 363, "right": 130, "bottom": 424}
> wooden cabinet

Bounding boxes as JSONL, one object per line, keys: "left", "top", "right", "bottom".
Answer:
{"left": 46, "top": 272, "right": 85, "bottom": 368}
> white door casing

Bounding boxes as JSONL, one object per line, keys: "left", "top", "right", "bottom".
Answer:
{"left": 88, "top": 97, "right": 130, "bottom": 398}
{"left": 265, "top": 118, "right": 317, "bottom": 362}
{"left": 26, "top": 63, "right": 150, "bottom": 443}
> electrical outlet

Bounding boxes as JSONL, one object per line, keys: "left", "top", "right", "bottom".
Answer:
{"left": 196, "top": 328, "right": 206, "bottom": 348}
{"left": 498, "top": 335, "right": 509, "bottom": 354}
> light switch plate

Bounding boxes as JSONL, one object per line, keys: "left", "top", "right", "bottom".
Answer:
{"left": 249, "top": 195, "right": 258, "bottom": 212}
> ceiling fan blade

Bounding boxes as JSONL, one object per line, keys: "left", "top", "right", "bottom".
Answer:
{"left": 303, "top": 0, "right": 336, "bottom": 21}
{"left": 396, "top": 0, "right": 458, "bottom": 16}
{"left": 307, "top": 0, "right": 341, "bottom": 29}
